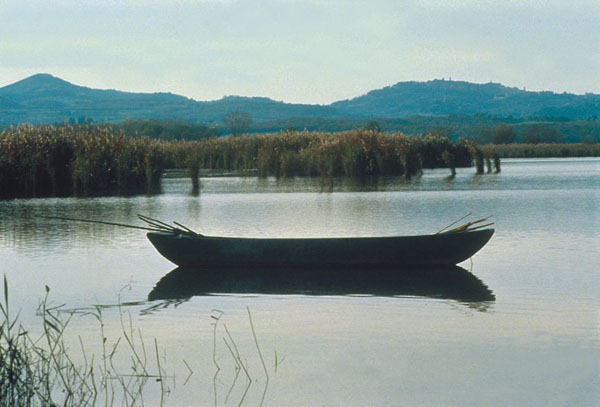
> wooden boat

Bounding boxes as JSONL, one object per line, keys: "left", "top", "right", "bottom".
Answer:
{"left": 39, "top": 214, "right": 494, "bottom": 268}
{"left": 146, "top": 228, "right": 494, "bottom": 268}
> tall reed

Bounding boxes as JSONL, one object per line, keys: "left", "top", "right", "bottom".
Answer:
{"left": 176, "top": 130, "right": 478, "bottom": 180}
{"left": 0, "top": 125, "right": 168, "bottom": 198}
{"left": 481, "top": 143, "right": 600, "bottom": 158}
{"left": 0, "top": 277, "right": 168, "bottom": 407}
{"left": 1, "top": 277, "right": 273, "bottom": 407}
{"left": 1, "top": 126, "right": 485, "bottom": 198}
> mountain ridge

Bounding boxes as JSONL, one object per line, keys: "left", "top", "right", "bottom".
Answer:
{"left": 0, "top": 74, "right": 598, "bottom": 126}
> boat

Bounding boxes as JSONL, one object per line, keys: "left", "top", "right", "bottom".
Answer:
{"left": 146, "top": 228, "right": 494, "bottom": 268}
{"left": 39, "top": 214, "right": 494, "bottom": 268}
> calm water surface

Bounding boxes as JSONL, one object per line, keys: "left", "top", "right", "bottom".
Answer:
{"left": 1, "top": 158, "right": 599, "bottom": 406}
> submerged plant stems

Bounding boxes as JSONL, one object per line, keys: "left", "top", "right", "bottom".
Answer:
{"left": 0, "top": 279, "right": 169, "bottom": 407}
{"left": 247, "top": 308, "right": 269, "bottom": 407}
{"left": 1, "top": 280, "right": 277, "bottom": 407}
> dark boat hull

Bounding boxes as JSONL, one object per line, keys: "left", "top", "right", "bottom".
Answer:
{"left": 147, "top": 229, "right": 494, "bottom": 267}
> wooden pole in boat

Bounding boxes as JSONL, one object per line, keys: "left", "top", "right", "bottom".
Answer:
{"left": 36, "top": 215, "right": 167, "bottom": 233}
{"left": 138, "top": 214, "right": 201, "bottom": 236}
{"left": 136, "top": 215, "right": 176, "bottom": 232}
{"left": 442, "top": 216, "right": 493, "bottom": 233}
{"left": 436, "top": 212, "right": 472, "bottom": 234}
{"left": 173, "top": 221, "right": 199, "bottom": 236}
{"left": 137, "top": 214, "right": 175, "bottom": 230}
{"left": 465, "top": 222, "right": 495, "bottom": 232}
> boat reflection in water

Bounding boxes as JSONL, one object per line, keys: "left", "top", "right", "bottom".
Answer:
{"left": 149, "top": 265, "right": 495, "bottom": 310}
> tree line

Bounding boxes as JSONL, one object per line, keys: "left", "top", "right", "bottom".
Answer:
{"left": 17, "top": 111, "right": 593, "bottom": 145}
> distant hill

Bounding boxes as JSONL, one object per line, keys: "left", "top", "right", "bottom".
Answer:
{"left": 332, "top": 79, "right": 600, "bottom": 119}
{"left": 0, "top": 74, "right": 338, "bottom": 125}
{"left": 0, "top": 74, "right": 598, "bottom": 127}
{"left": 0, "top": 74, "right": 197, "bottom": 124}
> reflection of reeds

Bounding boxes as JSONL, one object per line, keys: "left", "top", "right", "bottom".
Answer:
{"left": 212, "top": 308, "right": 271, "bottom": 407}
{"left": 493, "top": 153, "right": 501, "bottom": 173}
{"left": 473, "top": 149, "right": 485, "bottom": 174}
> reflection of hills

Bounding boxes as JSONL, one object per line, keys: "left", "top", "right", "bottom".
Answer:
{"left": 149, "top": 266, "right": 495, "bottom": 308}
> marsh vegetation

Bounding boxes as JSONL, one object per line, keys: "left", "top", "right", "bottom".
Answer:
{"left": 0, "top": 277, "right": 271, "bottom": 407}
{"left": 481, "top": 142, "right": 600, "bottom": 158}
{"left": 1, "top": 125, "right": 484, "bottom": 198}
{"left": 0, "top": 125, "right": 166, "bottom": 198}
{"left": 4, "top": 123, "right": 596, "bottom": 198}
{"left": 0, "top": 278, "right": 168, "bottom": 407}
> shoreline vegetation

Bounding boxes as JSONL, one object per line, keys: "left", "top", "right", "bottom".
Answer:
{"left": 0, "top": 281, "right": 168, "bottom": 407}
{"left": 480, "top": 143, "right": 600, "bottom": 158}
{"left": 0, "top": 124, "right": 598, "bottom": 199}
{"left": 0, "top": 277, "right": 271, "bottom": 407}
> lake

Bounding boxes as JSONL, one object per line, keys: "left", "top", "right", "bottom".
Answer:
{"left": 1, "top": 158, "right": 599, "bottom": 406}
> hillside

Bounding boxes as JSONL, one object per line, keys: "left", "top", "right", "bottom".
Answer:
{"left": 0, "top": 74, "right": 598, "bottom": 127}
{"left": 0, "top": 74, "right": 339, "bottom": 125}
{"left": 331, "top": 79, "right": 600, "bottom": 119}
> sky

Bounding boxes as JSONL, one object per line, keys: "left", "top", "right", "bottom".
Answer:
{"left": 0, "top": 0, "right": 598, "bottom": 104}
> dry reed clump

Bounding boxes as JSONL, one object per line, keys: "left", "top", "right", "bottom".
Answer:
{"left": 0, "top": 125, "right": 168, "bottom": 198}
{"left": 177, "top": 130, "right": 478, "bottom": 179}
{"left": 481, "top": 143, "right": 600, "bottom": 159}
{"left": 0, "top": 125, "right": 485, "bottom": 198}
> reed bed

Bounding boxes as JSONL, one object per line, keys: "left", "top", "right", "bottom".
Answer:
{"left": 0, "top": 125, "right": 168, "bottom": 198}
{"left": 481, "top": 143, "right": 600, "bottom": 158}
{"left": 174, "top": 131, "right": 479, "bottom": 180}
{"left": 1, "top": 126, "right": 484, "bottom": 198}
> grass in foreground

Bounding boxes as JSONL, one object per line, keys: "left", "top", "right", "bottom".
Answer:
{"left": 0, "top": 277, "right": 273, "bottom": 407}
{"left": 0, "top": 277, "right": 167, "bottom": 407}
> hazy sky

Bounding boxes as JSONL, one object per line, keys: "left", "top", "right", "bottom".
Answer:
{"left": 1, "top": 0, "right": 598, "bottom": 104}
